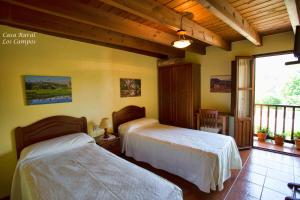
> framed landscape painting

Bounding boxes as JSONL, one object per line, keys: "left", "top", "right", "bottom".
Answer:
{"left": 210, "top": 75, "right": 231, "bottom": 93}
{"left": 24, "top": 75, "right": 72, "bottom": 105}
{"left": 120, "top": 78, "right": 141, "bottom": 97}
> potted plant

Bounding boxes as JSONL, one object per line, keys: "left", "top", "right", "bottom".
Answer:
{"left": 274, "top": 132, "right": 286, "bottom": 146}
{"left": 294, "top": 132, "right": 300, "bottom": 150}
{"left": 257, "top": 127, "right": 270, "bottom": 142}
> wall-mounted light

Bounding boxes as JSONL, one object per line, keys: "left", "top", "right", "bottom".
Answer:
{"left": 172, "top": 13, "right": 193, "bottom": 49}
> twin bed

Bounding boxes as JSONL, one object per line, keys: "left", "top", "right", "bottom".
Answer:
{"left": 113, "top": 106, "right": 242, "bottom": 193}
{"left": 11, "top": 116, "right": 182, "bottom": 200}
{"left": 11, "top": 106, "right": 242, "bottom": 200}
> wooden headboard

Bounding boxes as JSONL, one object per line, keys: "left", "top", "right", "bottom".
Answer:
{"left": 15, "top": 115, "right": 87, "bottom": 158}
{"left": 112, "top": 105, "right": 145, "bottom": 134}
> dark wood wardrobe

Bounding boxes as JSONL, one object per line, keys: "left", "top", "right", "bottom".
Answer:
{"left": 158, "top": 63, "right": 200, "bottom": 129}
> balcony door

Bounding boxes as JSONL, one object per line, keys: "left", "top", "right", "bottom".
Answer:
{"left": 231, "top": 57, "right": 255, "bottom": 149}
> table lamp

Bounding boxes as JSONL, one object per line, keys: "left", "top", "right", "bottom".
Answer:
{"left": 99, "top": 118, "right": 110, "bottom": 139}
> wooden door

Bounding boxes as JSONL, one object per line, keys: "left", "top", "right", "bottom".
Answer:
{"left": 158, "top": 66, "right": 173, "bottom": 125}
{"left": 172, "top": 64, "right": 193, "bottom": 128}
{"left": 232, "top": 57, "right": 255, "bottom": 149}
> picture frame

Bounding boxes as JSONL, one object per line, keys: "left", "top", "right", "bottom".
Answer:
{"left": 210, "top": 75, "right": 231, "bottom": 93}
{"left": 120, "top": 78, "right": 141, "bottom": 97}
{"left": 24, "top": 75, "right": 72, "bottom": 105}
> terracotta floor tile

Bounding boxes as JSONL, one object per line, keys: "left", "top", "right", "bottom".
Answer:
{"left": 267, "top": 162, "right": 294, "bottom": 174}
{"left": 239, "top": 170, "right": 266, "bottom": 186}
{"left": 247, "top": 158, "right": 273, "bottom": 168}
{"left": 269, "top": 155, "right": 295, "bottom": 166}
{"left": 294, "top": 159, "right": 300, "bottom": 168}
{"left": 295, "top": 175, "right": 300, "bottom": 182}
{"left": 229, "top": 179, "right": 263, "bottom": 199}
{"left": 261, "top": 188, "right": 287, "bottom": 200}
{"left": 267, "top": 168, "right": 295, "bottom": 182}
{"left": 294, "top": 166, "right": 300, "bottom": 176}
{"left": 264, "top": 177, "right": 292, "bottom": 196}
{"left": 225, "top": 190, "right": 259, "bottom": 200}
{"left": 244, "top": 163, "right": 268, "bottom": 176}
{"left": 241, "top": 148, "right": 298, "bottom": 200}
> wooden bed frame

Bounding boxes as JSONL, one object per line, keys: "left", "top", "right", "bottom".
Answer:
{"left": 112, "top": 105, "right": 145, "bottom": 135}
{"left": 15, "top": 115, "right": 87, "bottom": 158}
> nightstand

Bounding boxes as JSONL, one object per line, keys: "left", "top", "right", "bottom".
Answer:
{"left": 94, "top": 134, "right": 121, "bottom": 155}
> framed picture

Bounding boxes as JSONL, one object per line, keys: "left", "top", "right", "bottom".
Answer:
{"left": 24, "top": 75, "right": 72, "bottom": 105}
{"left": 120, "top": 78, "right": 141, "bottom": 97}
{"left": 210, "top": 75, "right": 231, "bottom": 93}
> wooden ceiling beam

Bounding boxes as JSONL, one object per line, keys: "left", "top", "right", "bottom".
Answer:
{"left": 98, "top": 0, "right": 231, "bottom": 50}
{"left": 0, "top": 2, "right": 185, "bottom": 58}
{"left": 284, "top": 0, "right": 300, "bottom": 33}
{"left": 2, "top": 0, "right": 205, "bottom": 54}
{"left": 194, "top": 0, "right": 262, "bottom": 46}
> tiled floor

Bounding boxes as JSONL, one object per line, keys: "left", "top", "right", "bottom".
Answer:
{"left": 226, "top": 149, "right": 300, "bottom": 200}
{"left": 253, "top": 137, "right": 300, "bottom": 156}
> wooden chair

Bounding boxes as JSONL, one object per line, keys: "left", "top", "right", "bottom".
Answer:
{"left": 196, "top": 109, "right": 221, "bottom": 133}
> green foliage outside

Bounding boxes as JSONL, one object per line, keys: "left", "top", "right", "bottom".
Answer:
{"left": 256, "top": 127, "right": 271, "bottom": 135}
{"left": 295, "top": 132, "right": 300, "bottom": 139}
{"left": 283, "top": 76, "right": 300, "bottom": 105}
{"left": 256, "top": 76, "right": 300, "bottom": 106}
{"left": 274, "top": 132, "right": 287, "bottom": 138}
{"left": 261, "top": 96, "right": 282, "bottom": 105}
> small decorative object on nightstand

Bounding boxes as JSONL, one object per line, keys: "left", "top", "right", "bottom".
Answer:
{"left": 95, "top": 134, "right": 121, "bottom": 155}
{"left": 99, "top": 118, "right": 110, "bottom": 139}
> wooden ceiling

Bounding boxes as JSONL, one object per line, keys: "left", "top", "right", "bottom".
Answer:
{"left": 158, "top": 0, "right": 293, "bottom": 41}
{"left": 0, "top": 0, "right": 298, "bottom": 58}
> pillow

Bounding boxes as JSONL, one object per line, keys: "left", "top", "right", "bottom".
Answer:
{"left": 20, "top": 133, "right": 94, "bottom": 161}
{"left": 118, "top": 118, "right": 158, "bottom": 136}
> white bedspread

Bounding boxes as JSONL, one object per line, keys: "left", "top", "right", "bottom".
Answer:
{"left": 119, "top": 119, "right": 242, "bottom": 193}
{"left": 11, "top": 143, "right": 182, "bottom": 200}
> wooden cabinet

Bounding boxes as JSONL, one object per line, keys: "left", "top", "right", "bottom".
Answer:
{"left": 158, "top": 63, "right": 200, "bottom": 129}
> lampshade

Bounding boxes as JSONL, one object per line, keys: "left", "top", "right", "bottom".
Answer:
{"left": 172, "top": 29, "right": 192, "bottom": 49}
{"left": 172, "top": 39, "right": 192, "bottom": 48}
{"left": 99, "top": 118, "right": 110, "bottom": 129}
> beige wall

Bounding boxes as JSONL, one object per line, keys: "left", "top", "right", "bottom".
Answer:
{"left": 0, "top": 25, "right": 158, "bottom": 197}
{"left": 186, "top": 31, "right": 295, "bottom": 112}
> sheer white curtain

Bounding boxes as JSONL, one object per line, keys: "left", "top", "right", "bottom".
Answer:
{"left": 238, "top": 58, "right": 251, "bottom": 118}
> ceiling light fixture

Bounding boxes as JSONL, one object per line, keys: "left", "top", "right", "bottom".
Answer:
{"left": 172, "top": 13, "right": 193, "bottom": 49}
